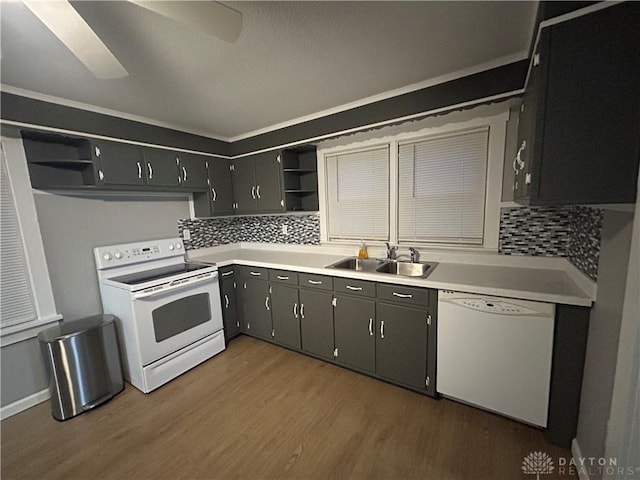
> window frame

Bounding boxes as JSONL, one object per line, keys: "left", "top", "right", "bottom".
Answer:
{"left": 318, "top": 110, "right": 508, "bottom": 250}
{"left": 1, "top": 134, "right": 62, "bottom": 346}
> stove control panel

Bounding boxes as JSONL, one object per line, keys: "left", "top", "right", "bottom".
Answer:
{"left": 94, "top": 238, "right": 184, "bottom": 269}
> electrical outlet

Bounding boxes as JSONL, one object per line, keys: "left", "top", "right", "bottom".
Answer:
{"left": 182, "top": 228, "right": 191, "bottom": 240}
{"left": 282, "top": 225, "right": 288, "bottom": 235}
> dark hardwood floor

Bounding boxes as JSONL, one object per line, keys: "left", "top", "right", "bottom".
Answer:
{"left": 1, "top": 336, "right": 574, "bottom": 479}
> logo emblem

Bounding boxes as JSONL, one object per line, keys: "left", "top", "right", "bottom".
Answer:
{"left": 522, "top": 451, "right": 555, "bottom": 479}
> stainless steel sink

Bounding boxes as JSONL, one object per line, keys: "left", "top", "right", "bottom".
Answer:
{"left": 327, "top": 257, "right": 386, "bottom": 272}
{"left": 375, "top": 260, "right": 434, "bottom": 277}
{"left": 326, "top": 257, "right": 436, "bottom": 278}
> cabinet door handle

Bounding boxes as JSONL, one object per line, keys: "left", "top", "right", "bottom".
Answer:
{"left": 265, "top": 296, "right": 270, "bottom": 311}
{"left": 236, "top": 320, "right": 240, "bottom": 328}
{"left": 224, "top": 294, "right": 229, "bottom": 309}
{"left": 221, "top": 270, "right": 234, "bottom": 277}
{"left": 249, "top": 271, "right": 262, "bottom": 276}
{"left": 147, "top": 162, "right": 153, "bottom": 179}
{"left": 277, "top": 275, "right": 289, "bottom": 280}
{"left": 251, "top": 186, "right": 256, "bottom": 199}
{"left": 293, "top": 303, "right": 298, "bottom": 318}
{"left": 380, "top": 320, "right": 385, "bottom": 339}
{"left": 307, "top": 280, "right": 322, "bottom": 285}
{"left": 369, "top": 318, "right": 373, "bottom": 336}
{"left": 137, "top": 161, "right": 142, "bottom": 179}
{"left": 513, "top": 140, "right": 526, "bottom": 173}
{"left": 346, "top": 285, "right": 362, "bottom": 291}
{"left": 392, "top": 292, "right": 412, "bottom": 299}
{"left": 182, "top": 166, "right": 187, "bottom": 182}
{"left": 212, "top": 187, "right": 217, "bottom": 202}
{"left": 256, "top": 185, "right": 261, "bottom": 199}
{"left": 300, "top": 303, "right": 305, "bottom": 319}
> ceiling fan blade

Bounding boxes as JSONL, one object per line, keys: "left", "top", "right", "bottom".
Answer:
{"left": 129, "top": 1, "right": 243, "bottom": 44}
{"left": 22, "top": 0, "right": 128, "bottom": 79}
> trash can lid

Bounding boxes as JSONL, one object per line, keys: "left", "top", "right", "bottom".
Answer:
{"left": 37, "top": 314, "right": 116, "bottom": 343}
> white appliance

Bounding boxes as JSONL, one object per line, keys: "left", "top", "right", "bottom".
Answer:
{"left": 437, "top": 291, "right": 555, "bottom": 427}
{"left": 94, "top": 238, "right": 225, "bottom": 393}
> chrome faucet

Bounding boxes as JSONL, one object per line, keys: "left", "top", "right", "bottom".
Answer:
{"left": 385, "top": 242, "right": 397, "bottom": 260}
{"left": 409, "top": 247, "right": 420, "bottom": 263}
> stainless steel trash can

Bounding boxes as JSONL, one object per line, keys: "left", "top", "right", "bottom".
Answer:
{"left": 38, "top": 314, "right": 124, "bottom": 421}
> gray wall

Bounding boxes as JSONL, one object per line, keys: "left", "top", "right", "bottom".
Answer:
{"left": 1, "top": 191, "right": 189, "bottom": 411}
{"left": 32, "top": 191, "right": 190, "bottom": 320}
{"left": 576, "top": 209, "right": 635, "bottom": 471}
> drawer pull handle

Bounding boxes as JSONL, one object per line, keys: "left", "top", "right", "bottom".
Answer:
{"left": 277, "top": 275, "right": 289, "bottom": 280}
{"left": 380, "top": 320, "right": 385, "bottom": 339}
{"left": 369, "top": 318, "right": 373, "bottom": 336}
{"left": 308, "top": 280, "right": 322, "bottom": 285}
{"left": 392, "top": 292, "right": 412, "bottom": 299}
{"left": 249, "top": 271, "right": 262, "bottom": 276}
{"left": 221, "top": 271, "right": 234, "bottom": 277}
{"left": 346, "top": 285, "right": 363, "bottom": 291}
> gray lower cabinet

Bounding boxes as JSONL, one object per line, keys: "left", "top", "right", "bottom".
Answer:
{"left": 219, "top": 267, "right": 240, "bottom": 341}
{"left": 269, "top": 284, "right": 301, "bottom": 349}
{"left": 299, "top": 288, "right": 334, "bottom": 361}
{"left": 376, "top": 302, "right": 428, "bottom": 392}
{"left": 333, "top": 294, "right": 375, "bottom": 374}
{"left": 238, "top": 275, "right": 271, "bottom": 340}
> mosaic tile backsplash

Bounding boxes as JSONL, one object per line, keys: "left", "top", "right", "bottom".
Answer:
{"left": 499, "top": 206, "right": 603, "bottom": 280}
{"left": 178, "top": 214, "right": 320, "bottom": 249}
{"left": 180, "top": 206, "right": 602, "bottom": 281}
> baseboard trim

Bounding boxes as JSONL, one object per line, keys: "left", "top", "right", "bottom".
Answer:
{"left": 0, "top": 389, "right": 50, "bottom": 420}
{"left": 572, "top": 438, "right": 591, "bottom": 480}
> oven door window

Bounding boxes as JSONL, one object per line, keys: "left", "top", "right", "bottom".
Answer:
{"left": 152, "top": 292, "right": 212, "bottom": 342}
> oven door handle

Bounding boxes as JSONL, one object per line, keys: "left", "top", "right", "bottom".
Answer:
{"left": 132, "top": 273, "right": 217, "bottom": 300}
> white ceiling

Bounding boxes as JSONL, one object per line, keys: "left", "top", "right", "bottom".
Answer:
{"left": 0, "top": 1, "right": 538, "bottom": 141}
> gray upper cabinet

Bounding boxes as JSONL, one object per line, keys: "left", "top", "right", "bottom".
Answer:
{"left": 514, "top": 3, "right": 640, "bottom": 205}
{"left": 94, "top": 141, "right": 146, "bottom": 186}
{"left": 333, "top": 294, "right": 376, "bottom": 374}
{"left": 142, "top": 148, "right": 181, "bottom": 187}
{"left": 177, "top": 153, "right": 208, "bottom": 190}
{"left": 232, "top": 152, "right": 285, "bottom": 214}
{"left": 208, "top": 158, "right": 235, "bottom": 215}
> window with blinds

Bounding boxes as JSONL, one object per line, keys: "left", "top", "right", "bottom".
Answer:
{"left": 398, "top": 127, "right": 489, "bottom": 245}
{"left": 326, "top": 146, "right": 389, "bottom": 241}
{"left": 1, "top": 151, "right": 38, "bottom": 329}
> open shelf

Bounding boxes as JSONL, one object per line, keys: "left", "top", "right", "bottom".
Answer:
{"left": 281, "top": 146, "right": 318, "bottom": 212}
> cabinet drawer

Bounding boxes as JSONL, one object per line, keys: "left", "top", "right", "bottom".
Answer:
{"left": 333, "top": 277, "right": 376, "bottom": 298}
{"left": 269, "top": 269, "right": 299, "bottom": 285}
{"left": 237, "top": 265, "right": 269, "bottom": 279}
{"left": 377, "top": 283, "right": 430, "bottom": 307}
{"left": 298, "top": 273, "right": 333, "bottom": 291}
{"left": 218, "top": 265, "right": 236, "bottom": 278}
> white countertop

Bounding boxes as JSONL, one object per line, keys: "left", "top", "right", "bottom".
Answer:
{"left": 188, "top": 243, "right": 595, "bottom": 307}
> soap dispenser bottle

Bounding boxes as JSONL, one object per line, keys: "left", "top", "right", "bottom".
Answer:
{"left": 358, "top": 241, "right": 369, "bottom": 259}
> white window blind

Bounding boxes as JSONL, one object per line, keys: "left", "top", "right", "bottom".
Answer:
{"left": 1, "top": 152, "right": 38, "bottom": 328}
{"left": 398, "top": 127, "right": 489, "bottom": 245}
{"left": 326, "top": 146, "right": 389, "bottom": 241}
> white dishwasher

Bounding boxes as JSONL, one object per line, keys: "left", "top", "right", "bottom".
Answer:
{"left": 437, "top": 291, "right": 555, "bottom": 427}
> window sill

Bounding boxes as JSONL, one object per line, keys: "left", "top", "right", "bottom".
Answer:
{"left": 1, "top": 314, "right": 63, "bottom": 347}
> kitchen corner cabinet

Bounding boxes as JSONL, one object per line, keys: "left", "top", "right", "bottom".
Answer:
{"left": 193, "top": 158, "right": 235, "bottom": 217}
{"left": 514, "top": 3, "right": 640, "bottom": 205}
{"left": 237, "top": 267, "right": 272, "bottom": 340}
{"left": 219, "top": 266, "right": 240, "bottom": 341}
{"left": 232, "top": 152, "right": 285, "bottom": 214}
